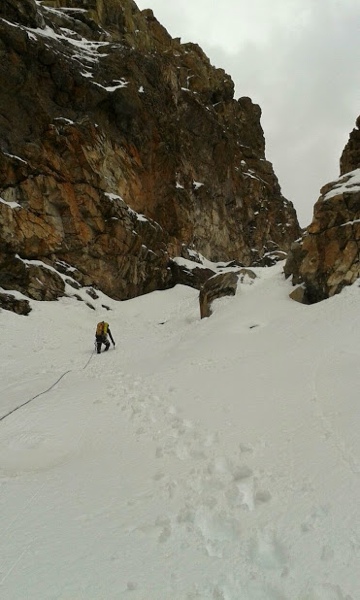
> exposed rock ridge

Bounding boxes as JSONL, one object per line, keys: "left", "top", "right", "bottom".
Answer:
{"left": 285, "top": 117, "right": 360, "bottom": 303}
{"left": 0, "top": 0, "right": 300, "bottom": 306}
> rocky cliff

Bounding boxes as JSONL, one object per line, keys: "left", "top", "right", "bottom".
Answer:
{"left": 0, "top": 0, "right": 300, "bottom": 310}
{"left": 285, "top": 117, "right": 360, "bottom": 303}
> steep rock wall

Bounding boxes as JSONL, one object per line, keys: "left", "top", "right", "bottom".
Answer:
{"left": 0, "top": 0, "right": 300, "bottom": 303}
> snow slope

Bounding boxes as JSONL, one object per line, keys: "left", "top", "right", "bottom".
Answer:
{"left": 1, "top": 263, "right": 360, "bottom": 600}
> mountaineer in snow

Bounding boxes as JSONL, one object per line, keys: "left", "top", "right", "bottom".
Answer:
{"left": 95, "top": 321, "right": 115, "bottom": 354}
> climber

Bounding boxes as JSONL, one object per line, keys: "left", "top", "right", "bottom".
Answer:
{"left": 95, "top": 321, "right": 115, "bottom": 354}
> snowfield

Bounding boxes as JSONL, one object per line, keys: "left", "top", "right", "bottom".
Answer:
{"left": 1, "top": 262, "right": 360, "bottom": 600}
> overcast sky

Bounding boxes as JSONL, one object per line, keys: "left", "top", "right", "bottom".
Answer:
{"left": 136, "top": 0, "right": 359, "bottom": 226}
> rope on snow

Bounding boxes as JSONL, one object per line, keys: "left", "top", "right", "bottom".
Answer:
{"left": 0, "top": 348, "right": 96, "bottom": 423}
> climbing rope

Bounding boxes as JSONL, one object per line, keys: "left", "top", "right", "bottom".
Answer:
{"left": 0, "top": 347, "right": 96, "bottom": 423}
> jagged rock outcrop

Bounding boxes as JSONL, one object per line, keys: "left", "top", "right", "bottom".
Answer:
{"left": 285, "top": 117, "right": 360, "bottom": 303}
{"left": 341, "top": 115, "right": 360, "bottom": 175}
{"left": 0, "top": 255, "right": 65, "bottom": 300}
{"left": 0, "top": 0, "right": 300, "bottom": 308}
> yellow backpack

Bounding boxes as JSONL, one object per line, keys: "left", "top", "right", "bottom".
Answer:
{"left": 96, "top": 321, "right": 108, "bottom": 336}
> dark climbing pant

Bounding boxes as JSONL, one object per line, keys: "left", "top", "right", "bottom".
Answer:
{"left": 96, "top": 335, "right": 110, "bottom": 354}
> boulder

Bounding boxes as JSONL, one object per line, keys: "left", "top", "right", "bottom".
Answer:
{"left": 289, "top": 286, "right": 309, "bottom": 305}
{"left": 237, "top": 268, "right": 257, "bottom": 283}
{"left": 199, "top": 272, "right": 239, "bottom": 318}
{"left": 168, "top": 260, "right": 215, "bottom": 290}
{"left": 0, "top": 292, "right": 31, "bottom": 315}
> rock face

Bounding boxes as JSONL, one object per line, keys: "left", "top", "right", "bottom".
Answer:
{"left": 285, "top": 117, "right": 360, "bottom": 303}
{"left": 0, "top": 0, "right": 300, "bottom": 307}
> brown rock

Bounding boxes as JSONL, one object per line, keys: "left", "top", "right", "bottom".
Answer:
{"left": 289, "top": 286, "right": 309, "bottom": 305}
{"left": 0, "top": 256, "right": 65, "bottom": 300}
{"left": 199, "top": 272, "right": 239, "bottom": 318}
{"left": 0, "top": 0, "right": 45, "bottom": 28}
{"left": 169, "top": 261, "right": 216, "bottom": 290}
{"left": 0, "top": 292, "right": 31, "bottom": 315}
{"left": 285, "top": 116, "right": 360, "bottom": 303}
{"left": 0, "top": 0, "right": 300, "bottom": 304}
{"left": 237, "top": 268, "right": 257, "bottom": 282}
{"left": 340, "top": 115, "right": 360, "bottom": 175}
